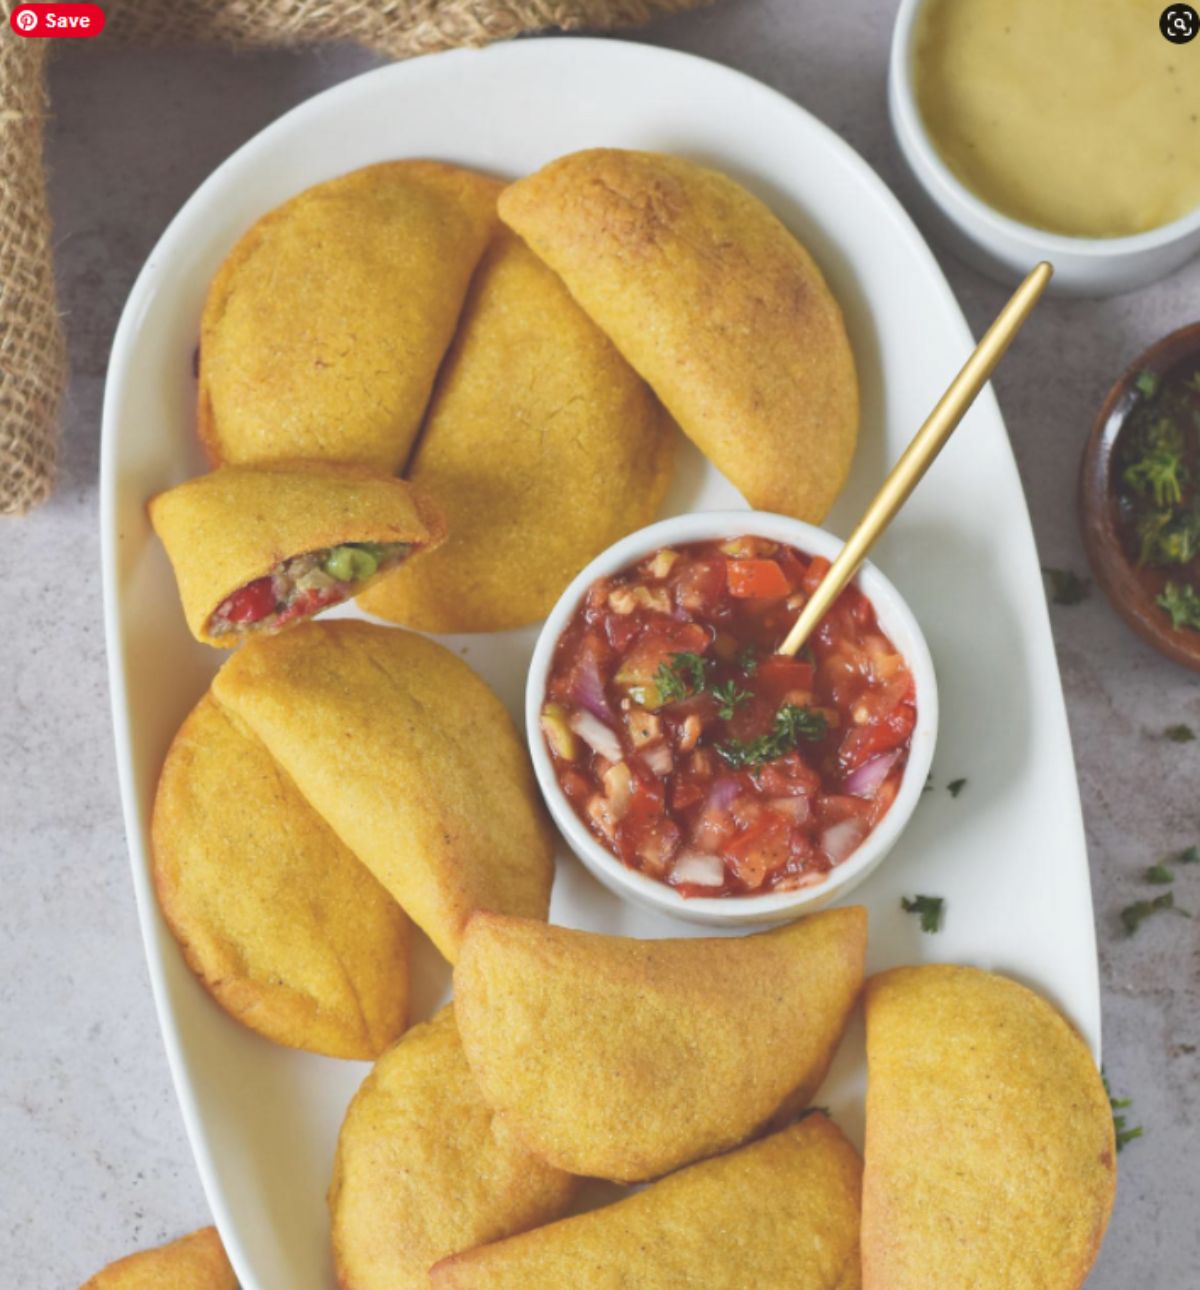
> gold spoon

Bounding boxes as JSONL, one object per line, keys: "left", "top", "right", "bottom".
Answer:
{"left": 778, "top": 261, "right": 1053, "bottom": 658}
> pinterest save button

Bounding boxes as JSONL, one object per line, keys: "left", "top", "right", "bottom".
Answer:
{"left": 10, "top": 3, "right": 106, "bottom": 37}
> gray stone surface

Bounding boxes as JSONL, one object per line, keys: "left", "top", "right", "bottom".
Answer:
{"left": 2, "top": 3, "right": 1197, "bottom": 1285}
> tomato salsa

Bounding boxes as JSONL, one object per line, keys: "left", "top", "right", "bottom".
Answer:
{"left": 540, "top": 536, "right": 917, "bottom": 898}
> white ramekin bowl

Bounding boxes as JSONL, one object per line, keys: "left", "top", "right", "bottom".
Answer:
{"left": 889, "top": 0, "right": 1200, "bottom": 298}
{"left": 526, "top": 511, "right": 939, "bottom": 927}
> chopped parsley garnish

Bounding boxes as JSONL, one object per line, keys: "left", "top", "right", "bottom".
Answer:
{"left": 1120, "top": 890, "right": 1191, "bottom": 936}
{"left": 1103, "top": 1070, "right": 1143, "bottom": 1152}
{"left": 1042, "top": 567, "right": 1089, "bottom": 606}
{"left": 735, "top": 645, "right": 760, "bottom": 675}
{"left": 946, "top": 777, "right": 968, "bottom": 798}
{"left": 901, "top": 894, "right": 944, "bottom": 933}
{"left": 711, "top": 679, "right": 752, "bottom": 721}
{"left": 1177, "top": 845, "right": 1200, "bottom": 865}
{"left": 715, "top": 703, "right": 827, "bottom": 769}
{"left": 1164, "top": 723, "right": 1196, "bottom": 743}
{"left": 1135, "top": 503, "right": 1200, "bottom": 566}
{"left": 1144, "top": 863, "right": 1174, "bottom": 884}
{"left": 1134, "top": 369, "right": 1159, "bottom": 399}
{"left": 1123, "top": 418, "right": 1187, "bottom": 509}
{"left": 1157, "top": 580, "right": 1200, "bottom": 632}
{"left": 653, "top": 651, "right": 710, "bottom": 704}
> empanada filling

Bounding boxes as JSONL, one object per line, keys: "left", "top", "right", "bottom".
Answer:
{"left": 208, "top": 542, "right": 411, "bottom": 637}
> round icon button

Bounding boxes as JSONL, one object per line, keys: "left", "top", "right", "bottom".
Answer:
{"left": 1161, "top": 3, "right": 1198, "bottom": 43}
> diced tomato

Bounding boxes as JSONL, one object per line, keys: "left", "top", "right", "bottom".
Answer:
{"left": 670, "top": 781, "right": 706, "bottom": 812}
{"left": 725, "top": 816, "right": 791, "bottom": 888}
{"left": 560, "top": 770, "right": 592, "bottom": 803}
{"left": 838, "top": 701, "right": 916, "bottom": 770}
{"left": 755, "top": 752, "right": 822, "bottom": 798}
{"left": 220, "top": 577, "right": 277, "bottom": 624}
{"left": 754, "top": 656, "right": 815, "bottom": 704}
{"left": 672, "top": 559, "right": 726, "bottom": 616}
{"left": 727, "top": 559, "right": 791, "bottom": 600}
{"left": 604, "top": 611, "right": 643, "bottom": 652}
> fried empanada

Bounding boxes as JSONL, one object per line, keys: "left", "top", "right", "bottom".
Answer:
{"left": 211, "top": 621, "right": 554, "bottom": 963}
{"left": 80, "top": 1226, "right": 236, "bottom": 1289}
{"left": 152, "top": 692, "right": 408, "bottom": 1059}
{"left": 330, "top": 1008, "right": 575, "bottom": 1290}
{"left": 148, "top": 462, "right": 445, "bottom": 648}
{"left": 499, "top": 148, "right": 858, "bottom": 522}
{"left": 863, "top": 965, "right": 1116, "bottom": 1289}
{"left": 432, "top": 1115, "right": 862, "bottom": 1290}
{"left": 199, "top": 161, "right": 499, "bottom": 470}
{"left": 359, "top": 227, "right": 674, "bottom": 633}
{"left": 453, "top": 907, "right": 867, "bottom": 1182}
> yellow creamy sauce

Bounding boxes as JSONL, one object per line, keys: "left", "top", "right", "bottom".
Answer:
{"left": 914, "top": 0, "right": 1200, "bottom": 237}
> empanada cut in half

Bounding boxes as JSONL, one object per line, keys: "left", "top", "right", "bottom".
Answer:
{"left": 432, "top": 1115, "right": 863, "bottom": 1290}
{"left": 148, "top": 463, "right": 446, "bottom": 648}
{"left": 151, "top": 692, "right": 408, "bottom": 1059}
{"left": 80, "top": 1226, "right": 236, "bottom": 1289}
{"left": 359, "top": 226, "right": 675, "bottom": 633}
{"left": 862, "top": 965, "right": 1116, "bottom": 1290}
{"left": 199, "top": 161, "right": 500, "bottom": 471}
{"left": 499, "top": 148, "right": 859, "bottom": 523}
{"left": 454, "top": 907, "right": 867, "bottom": 1182}
{"left": 329, "top": 1008, "right": 576, "bottom": 1290}
{"left": 211, "top": 621, "right": 555, "bottom": 963}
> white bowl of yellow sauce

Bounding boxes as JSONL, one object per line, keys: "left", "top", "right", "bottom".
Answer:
{"left": 889, "top": 0, "right": 1200, "bottom": 296}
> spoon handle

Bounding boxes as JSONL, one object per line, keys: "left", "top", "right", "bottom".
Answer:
{"left": 777, "top": 260, "right": 1053, "bottom": 658}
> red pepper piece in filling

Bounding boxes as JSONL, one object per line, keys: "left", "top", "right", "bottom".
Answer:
{"left": 220, "top": 576, "right": 277, "bottom": 624}
{"left": 275, "top": 585, "right": 343, "bottom": 627}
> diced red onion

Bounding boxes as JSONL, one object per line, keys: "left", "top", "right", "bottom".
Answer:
{"left": 704, "top": 776, "right": 741, "bottom": 812}
{"left": 672, "top": 850, "right": 726, "bottom": 887}
{"left": 843, "top": 751, "right": 901, "bottom": 799}
{"left": 820, "top": 818, "right": 867, "bottom": 865}
{"left": 642, "top": 743, "right": 674, "bottom": 777}
{"left": 569, "top": 655, "right": 615, "bottom": 722}
{"left": 569, "top": 710, "right": 622, "bottom": 763}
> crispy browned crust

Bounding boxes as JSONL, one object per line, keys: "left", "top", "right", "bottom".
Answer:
{"left": 197, "top": 161, "right": 501, "bottom": 471}
{"left": 862, "top": 965, "right": 1117, "bottom": 1289}
{"left": 431, "top": 1116, "right": 862, "bottom": 1289}
{"left": 147, "top": 461, "right": 447, "bottom": 648}
{"left": 359, "top": 224, "right": 676, "bottom": 633}
{"left": 79, "top": 1226, "right": 236, "bottom": 1288}
{"left": 210, "top": 621, "right": 555, "bottom": 963}
{"left": 499, "top": 148, "right": 858, "bottom": 522}
{"left": 329, "top": 1008, "right": 576, "bottom": 1290}
{"left": 151, "top": 691, "right": 409, "bottom": 1059}
{"left": 453, "top": 907, "right": 867, "bottom": 1182}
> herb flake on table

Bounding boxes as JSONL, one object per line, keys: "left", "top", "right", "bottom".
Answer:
{"left": 1144, "top": 863, "right": 1174, "bottom": 884}
{"left": 1163, "top": 723, "right": 1196, "bottom": 743}
{"left": 1120, "top": 890, "right": 1191, "bottom": 937}
{"left": 1157, "top": 580, "right": 1200, "bottom": 632}
{"left": 1042, "top": 566, "right": 1089, "bottom": 606}
{"left": 1176, "top": 845, "right": 1200, "bottom": 865}
{"left": 1103, "top": 1070, "right": 1144, "bottom": 1152}
{"left": 715, "top": 703, "right": 827, "bottom": 769}
{"left": 901, "top": 894, "right": 944, "bottom": 933}
{"left": 946, "top": 777, "right": 968, "bottom": 798}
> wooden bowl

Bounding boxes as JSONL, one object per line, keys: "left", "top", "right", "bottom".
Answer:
{"left": 1079, "top": 321, "right": 1200, "bottom": 671}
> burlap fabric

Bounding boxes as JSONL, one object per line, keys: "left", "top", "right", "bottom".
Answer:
{"left": 0, "top": 0, "right": 708, "bottom": 516}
